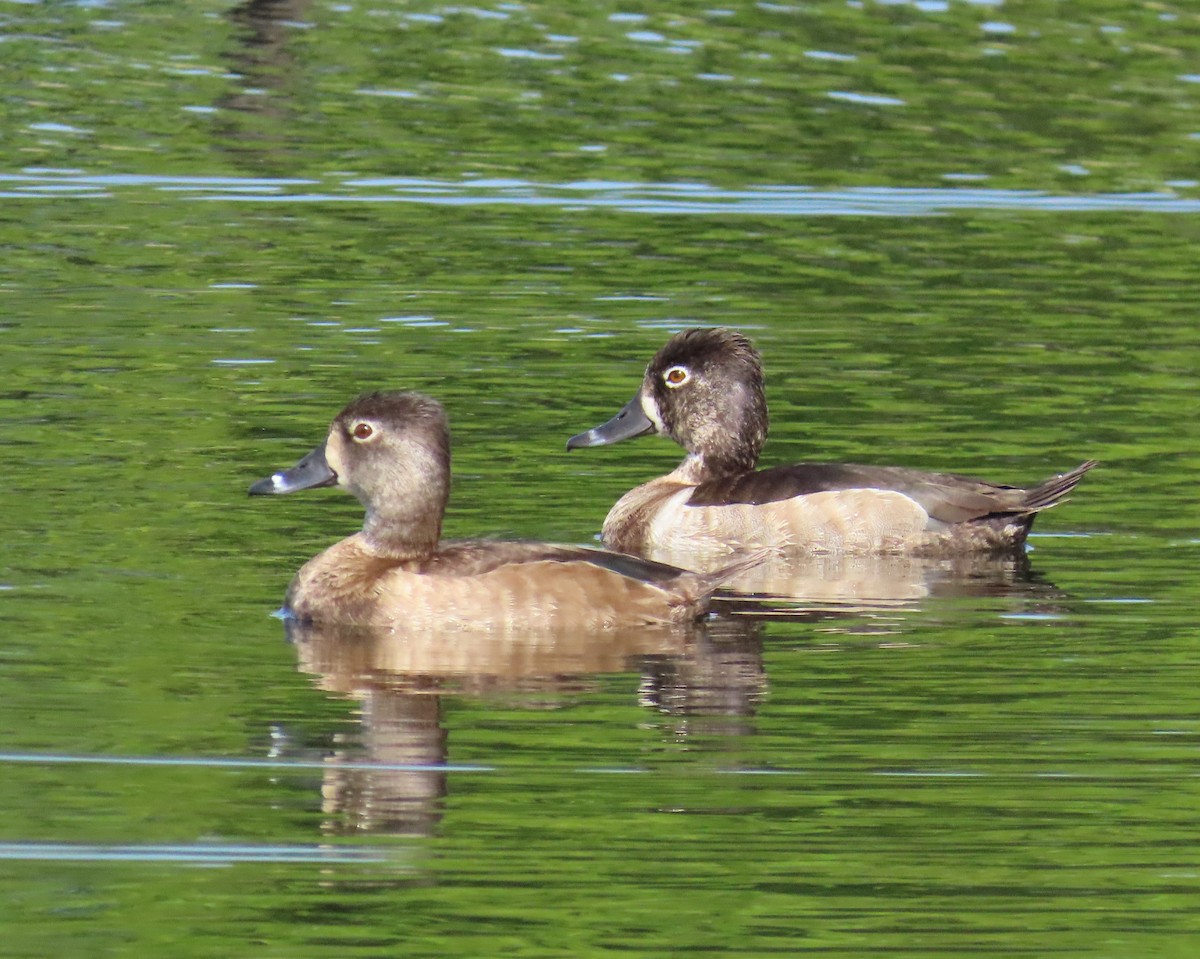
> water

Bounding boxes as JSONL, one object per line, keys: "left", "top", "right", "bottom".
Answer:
{"left": 3, "top": 1, "right": 1200, "bottom": 956}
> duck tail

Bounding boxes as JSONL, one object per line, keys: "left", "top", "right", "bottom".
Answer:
{"left": 672, "top": 548, "right": 773, "bottom": 615}
{"left": 1021, "top": 460, "right": 1098, "bottom": 512}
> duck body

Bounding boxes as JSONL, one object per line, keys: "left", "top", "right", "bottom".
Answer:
{"left": 599, "top": 460, "right": 1095, "bottom": 563}
{"left": 251, "top": 391, "right": 751, "bottom": 630}
{"left": 283, "top": 533, "right": 748, "bottom": 631}
{"left": 568, "top": 328, "right": 1095, "bottom": 564}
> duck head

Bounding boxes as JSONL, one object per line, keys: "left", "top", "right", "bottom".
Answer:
{"left": 567, "top": 328, "right": 768, "bottom": 480}
{"left": 251, "top": 391, "right": 451, "bottom": 558}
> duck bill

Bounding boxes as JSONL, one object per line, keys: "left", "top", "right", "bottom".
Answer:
{"left": 249, "top": 443, "right": 337, "bottom": 495}
{"left": 566, "top": 395, "right": 656, "bottom": 450}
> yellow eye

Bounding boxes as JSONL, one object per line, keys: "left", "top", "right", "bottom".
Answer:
{"left": 664, "top": 366, "right": 689, "bottom": 388}
{"left": 352, "top": 422, "right": 374, "bottom": 441}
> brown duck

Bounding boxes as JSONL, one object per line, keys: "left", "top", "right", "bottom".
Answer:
{"left": 250, "top": 391, "right": 757, "bottom": 630}
{"left": 567, "top": 328, "right": 1095, "bottom": 561}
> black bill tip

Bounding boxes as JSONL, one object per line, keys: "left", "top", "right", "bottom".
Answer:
{"left": 566, "top": 395, "right": 655, "bottom": 451}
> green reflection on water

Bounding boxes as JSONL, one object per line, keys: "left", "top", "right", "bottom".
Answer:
{"left": 2, "top": 1, "right": 1200, "bottom": 956}
{"left": 5, "top": 1, "right": 1200, "bottom": 192}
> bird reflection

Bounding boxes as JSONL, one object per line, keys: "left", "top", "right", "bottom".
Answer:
{"left": 695, "top": 548, "right": 1057, "bottom": 611}
{"left": 281, "top": 549, "right": 1064, "bottom": 836}
{"left": 286, "top": 614, "right": 767, "bottom": 836}
{"left": 217, "top": 0, "right": 313, "bottom": 163}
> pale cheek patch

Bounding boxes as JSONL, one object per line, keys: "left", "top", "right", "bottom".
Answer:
{"left": 641, "top": 393, "right": 667, "bottom": 434}
{"left": 324, "top": 433, "right": 349, "bottom": 486}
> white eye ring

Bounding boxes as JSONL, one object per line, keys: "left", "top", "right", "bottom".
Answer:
{"left": 351, "top": 421, "right": 376, "bottom": 442}
{"left": 663, "top": 365, "right": 690, "bottom": 388}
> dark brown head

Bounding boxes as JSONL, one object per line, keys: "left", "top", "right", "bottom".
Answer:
{"left": 567, "top": 328, "right": 768, "bottom": 479}
{"left": 251, "top": 391, "right": 451, "bottom": 558}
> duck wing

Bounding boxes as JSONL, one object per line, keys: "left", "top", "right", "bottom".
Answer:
{"left": 418, "top": 541, "right": 670, "bottom": 580}
{"left": 423, "top": 540, "right": 760, "bottom": 588}
{"left": 688, "top": 461, "right": 1096, "bottom": 525}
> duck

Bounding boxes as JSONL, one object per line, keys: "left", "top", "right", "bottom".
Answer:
{"left": 566, "top": 328, "right": 1095, "bottom": 562}
{"left": 249, "top": 390, "right": 759, "bottom": 630}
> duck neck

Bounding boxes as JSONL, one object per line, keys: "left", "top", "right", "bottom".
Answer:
{"left": 669, "top": 451, "right": 750, "bottom": 486}
{"left": 672, "top": 393, "right": 765, "bottom": 484}
{"left": 360, "top": 500, "right": 444, "bottom": 561}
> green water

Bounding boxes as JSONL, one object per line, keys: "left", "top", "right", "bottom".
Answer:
{"left": 2, "top": 1, "right": 1200, "bottom": 956}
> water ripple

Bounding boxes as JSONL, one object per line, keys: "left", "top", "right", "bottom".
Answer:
{"left": 0, "top": 842, "right": 388, "bottom": 864}
{"left": 1, "top": 172, "right": 1198, "bottom": 215}
{"left": 0, "top": 751, "right": 492, "bottom": 773}
{"left": 1, "top": 752, "right": 1189, "bottom": 781}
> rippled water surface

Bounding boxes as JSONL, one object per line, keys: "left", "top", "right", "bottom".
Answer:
{"left": 3, "top": 1, "right": 1200, "bottom": 956}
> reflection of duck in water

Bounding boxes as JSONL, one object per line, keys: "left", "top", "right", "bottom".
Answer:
{"left": 250, "top": 391, "right": 759, "bottom": 631}
{"left": 703, "top": 549, "right": 1051, "bottom": 606}
{"left": 291, "top": 616, "right": 701, "bottom": 696}
{"left": 568, "top": 328, "right": 1095, "bottom": 567}
{"left": 286, "top": 612, "right": 768, "bottom": 836}
{"left": 284, "top": 544, "right": 1062, "bottom": 835}
{"left": 216, "top": 0, "right": 314, "bottom": 162}
{"left": 708, "top": 549, "right": 1080, "bottom": 634}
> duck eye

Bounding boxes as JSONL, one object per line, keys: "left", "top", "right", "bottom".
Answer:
{"left": 352, "top": 422, "right": 374, "bottom": 441}
{"left": 664, "top": 366, "right": 690, "bottom": 388}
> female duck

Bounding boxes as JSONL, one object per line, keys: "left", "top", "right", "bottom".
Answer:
{"left": 567, "top": 328, "right": 1095, "bottom": 561}
{"left": 250, "top": 391, "right": 752, "bottom": 630}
